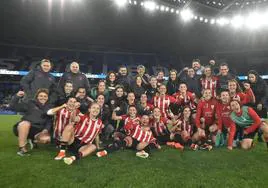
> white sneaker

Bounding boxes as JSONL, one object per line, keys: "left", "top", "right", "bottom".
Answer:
{"left": 63, "top": 156, "right": 75, "bottom": 165}
{"left": 136, "top": 150, "right": 149, "bottom": 159}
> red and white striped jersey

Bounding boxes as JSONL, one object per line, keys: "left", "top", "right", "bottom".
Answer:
{"left": 200, "top": 76, "right": 218, "bottom": 98}
{"left": 54, "top": 108, "right": 80, "bottom": 140}
{"left": 152, "top": 95, "right": 177, "bottom": 118}
{"left": 74, "top": 115, "right": 104, "bottom": 144}
{"left": 124, "top": 122, "right": 156, "bottom": 143}
{"left": 120, "top": 115, "right": 141, "bottom": 126}
{"left": 149, "top": 117, "right": 169, "bottom": 136}
{"left": 179, "top": 117, "right": 194, "bottom": 136}
{"left": 173, "top": 91, "right": 196, "bottom": 110}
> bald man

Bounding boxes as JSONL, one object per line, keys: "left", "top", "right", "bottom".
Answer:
{"left": 58, "top": 62, "right": 90, "bottom": 94}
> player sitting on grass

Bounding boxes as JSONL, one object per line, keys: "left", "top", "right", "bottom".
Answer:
{"left": 192, "top": 89, "right": 218, "bottom": 150}
{"left": 230, "top": 100, "right": 268, "bottom": 150}
{"left": 150, "top": 107, "right": 184, "bottom": 151}
{"left": 96, "top": 113, "right": 158, "bottom": 158}
{"left": 10, "top": 89, "right": 53, "bottom": 156}
{"left": 54, "top": 103, "right": 103, "bottom": 165}
{"left": 167, "top": 106, "right": 198, "bottom": 150}
{"left": 47, "top": 97, "right": 80, "bottom": 145}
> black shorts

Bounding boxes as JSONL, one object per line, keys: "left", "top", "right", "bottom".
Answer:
{"left": 237, "top": 127, "right": 257, "bottom": 140}
{"left": 243, "top": 131, "right": 257, "bottom": 140}
{"left": 68, "top": 138, "right": 87, "bottom": 154}
{"left": 130, "top": 139, "right": 139, "bottom": 149}
{"left": 156, "top": 134, "right": 171, "bottom": 144}
{"left": 13, "top": 122, "right": 43, "bottom": 140}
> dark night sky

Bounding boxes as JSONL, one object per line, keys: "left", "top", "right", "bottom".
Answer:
{"left": 1, "top": 0, "right": 268, "bottom": 55}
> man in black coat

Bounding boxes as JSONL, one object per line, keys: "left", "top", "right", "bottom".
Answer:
{"left": 216, "top": 63, "right": 238, "bottom": 95}
{"left": 20, "top": 59, "right": 57, "bottom": 103}
{"left": 116, "top": 65, "right": 132, "bottom": 93}
{"left": 58, "top": 61, "right": 90, "bottom": 94}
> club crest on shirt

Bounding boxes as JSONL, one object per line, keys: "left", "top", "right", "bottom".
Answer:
{"left": 211, "top": 105, "right": 214, "bottom": 109}
{"left": 96, "top": 123, "right": 101, "bottom": 128}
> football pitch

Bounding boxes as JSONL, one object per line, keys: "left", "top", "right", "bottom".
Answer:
{"left": 0, "top": 115, "right": 268, "bottom": 188}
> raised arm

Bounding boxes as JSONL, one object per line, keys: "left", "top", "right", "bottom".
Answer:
{"left": 47, "top": 103, "right": 67, "bottom": 115}
{"left": 9, "top": 91, "right": 28, "bottom": 112}
{"left": 112, "top": 107, "right": 123, "bottom": 121}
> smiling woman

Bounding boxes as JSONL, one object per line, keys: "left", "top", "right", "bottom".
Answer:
{"left": 9, "top": 89, "right": 54, "bottom": 156}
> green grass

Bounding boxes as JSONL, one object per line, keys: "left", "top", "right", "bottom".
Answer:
{"left": 0, "top": 115, "right": 268, "bottom": 188}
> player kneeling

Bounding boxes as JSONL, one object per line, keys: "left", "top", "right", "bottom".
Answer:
{"left": 97, "top": 113, "right": 158, "bottom": 159}
{"left": 230, "top": 100, "right": 268, "bottom": 150}
{"left": 167, "top": 106, "right": 197, "bottom": 150}
{"left": 192, "top": 89, "right": 218, "bottom": 150}
{"left": 150, "top": 107, "right": 184, "bottom": 151}
{"left": 10, "top": 89, "right": 52, "bottom": 156}
{"left": 54, "top": 103, "right": 103, "bottom": 165}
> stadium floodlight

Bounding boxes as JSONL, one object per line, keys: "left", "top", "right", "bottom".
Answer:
{"left": 231, "top": 15, "right": 244, "bottom": 28}
{"left": 199, "top": 17, "right": 204, "bottom": 21}
{"left": 180, "top": 9, "right": 194, "bottom": 22}
{"left": 204, "top": 18, "right": 208, "bottom": 23}
{"left": 160, "top": 5, "right": 165, "bottom": 11}
{"left": 210, "top": 19, "right": 215, "bottom": 24}
{"left": 216, "top": 17, "right": 229, "bottom": 26}
{"left": 114, "top": 0, "right": 127, "bottom": 7}
{"left": 176, "top": 10, "right": 179, "bottom": 14}
{"left": 245, "top": 12, "right": 264, "bottom": 29}
{"left": 144, "top": 1, "right": 156, "bottom": 11}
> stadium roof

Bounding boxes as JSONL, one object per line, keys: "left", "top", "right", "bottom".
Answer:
{"left": 1, "top": 0, "right": 268, "bottom": 55}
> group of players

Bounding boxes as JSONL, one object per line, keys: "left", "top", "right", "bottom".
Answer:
{"left": 9, "top": 59, "right": 268, "bottom": 165}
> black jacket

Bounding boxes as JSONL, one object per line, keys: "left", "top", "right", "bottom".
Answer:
{"left": 131, "top": 84, "right": 146, "bottom": 99}
{"left": 109, "top": 96, "right": 127, "bottom": 115}
{"left": 117, "top": 74, "right": 132, "bottom": 92}
{"left": 76, "top": 97, "right": 91, "bottom": 114}
{"left": 58, "top": 71, "right": 90, "bottom": 93}
{"left": 98, "top": 104, "right": 111, "bottom": 125}
{"left": 166, "top": 79, "right": 180, "bottom": 95}
{"left": 10, "top": 95, "right": 53, "bottom": 130}
{"left": 183, "top": 76, "right": 201, "bottom": 98}
{"left": 247, "top": 70, "right": 267, "bottom": 105}
{"left": 146, "top": 86, "right": 158, "bottom": 102}
{"left": 217, "top": 73, "right": 237, "bottom": 95}
{"left": 20, "top": 67, "right": 57, "bottom": 102}
{"left": 56, "top": 92, "right": 74, "bottom": 106}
